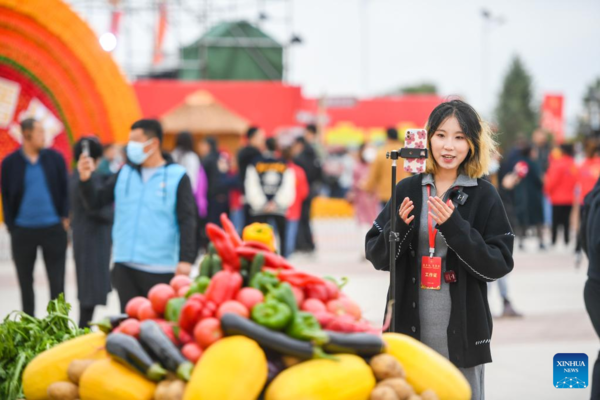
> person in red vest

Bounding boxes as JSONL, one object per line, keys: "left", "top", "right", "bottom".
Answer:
{"left": 544, "top": 143, "right": 579, "bottom": 247}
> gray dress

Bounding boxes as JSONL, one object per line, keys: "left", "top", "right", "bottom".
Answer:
{"left": 418, "top": 174, "right": 485, "bottom": 400}
{"left": 69, "top": 171, "right": 113, "bottom": 307}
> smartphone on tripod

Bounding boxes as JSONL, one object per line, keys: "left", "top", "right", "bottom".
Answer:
{"left": 403, "top": 129, "right": 428, "bottom": 174}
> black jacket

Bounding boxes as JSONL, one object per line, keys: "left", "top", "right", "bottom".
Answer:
{"left": 583, "top": 178, "right": 600, "bottom": 282}
{"left": 366, "top": 174, "right": 514, "bottom": 368}
{"left": 237, "top": 146, "right": 262, "bottom": 193}
{"left": 79, "top": 160, "right": 197, "bottom": 264}
{"left": 1, "top": 148, "right": 69, "bottom": 231}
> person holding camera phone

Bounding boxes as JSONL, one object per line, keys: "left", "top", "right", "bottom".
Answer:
{"left": 77, "top": 119, "right": 197, "bottom": 312}
{"left": 366, "top": 100, "right": 515, "bottom": 399}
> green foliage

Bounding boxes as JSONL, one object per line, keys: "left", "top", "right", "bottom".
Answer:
{"left": 0, "top": 294, "right": 87, "bottom": 400}
{"left": 495, "top": 56, "right": 538, "bottom": 150}
{"left": 401, "top": 83, "right": 438, "bottom": 95}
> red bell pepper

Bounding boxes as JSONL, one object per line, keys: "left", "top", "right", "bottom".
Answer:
{"left": 200, "top": 301, "right": 217, "bottom": 319}
{"left": 206, "top": 223, "right": 240, "bottom": 270}
{"left": 220, "top": 213, "right": 243, "bottom": 248}
{"left": 205, "top": 270, "right": 243, "bottom": 306}
{"left": 235, "top": 247, "right": 294, "bottom": 270}
{"left": 179, "top": 295, "right": 205, "bottom": 332}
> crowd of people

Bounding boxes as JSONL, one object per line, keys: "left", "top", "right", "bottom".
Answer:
{"left": 3, "top": 103, "right": 600, "bottom": 398}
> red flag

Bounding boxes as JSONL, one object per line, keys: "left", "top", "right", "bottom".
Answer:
{"left": 153, "top": 0, "right": 167, "bottom": 65}
{"left": 541, "top": 94, "right": 564, "bottom": 143}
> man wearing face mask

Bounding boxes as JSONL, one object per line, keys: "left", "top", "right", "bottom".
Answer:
{"left": 77, "top": 119, "right": 197, "bottom": 312}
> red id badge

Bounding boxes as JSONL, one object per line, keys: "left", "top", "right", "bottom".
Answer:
{"left": 421, "top": 256, "right": 442, "bottom": 290}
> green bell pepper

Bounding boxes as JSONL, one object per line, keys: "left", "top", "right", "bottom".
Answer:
{"left": 251, "top": 299, "right": 293, "bottom": 330}
{"left": 250, "top": 271, "right": 280, "bottom": 293}
{"left": 286, "top": 311, "right": 328, "bottom": 344}
{"left": 267, "top": 282, "right": 298, "bottom": 317}
{"left": 186, "top": 276, "right": 211, "bottom": 298}
{"left": 165, "top": 297, "right": 186, "bottom": 322}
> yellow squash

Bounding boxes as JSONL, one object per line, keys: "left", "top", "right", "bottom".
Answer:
{"left": 22, "top": 331, "right": 106, "bottom": 400}
{"left": 79, "top": 358, "right": 156, "bottom": 400}
{"left": 383, "top": 333, "right": 471, "bottom": 400}
{"left": 183, "top": 335, "right": 267, "bottom": 400}
{"left": 265, "top": 354, "right": 376, "bottom": 400}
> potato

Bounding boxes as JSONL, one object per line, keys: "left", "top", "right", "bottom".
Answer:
{"left": 370, "top": 385, "right": 399, "bottom": 400}
{"left": 165, "top": 379, "right": 186, "bottom": 400}
{"left": 378, "top": 378, "right": 415, "bottom": 400}
{"left": 67, "top": 359, "right": 96, "bottom": 384}
{"left": 407, "top": 395, "right": 421, "bottom": 400}
{"left": 420, "top": 389, "right": 439, "bottom": 400}
{"left": 47, "top": 381, "right": 79, "bottom": 400}
{"left": 369, "top": 354, "right": 406, "bottom": 381}
{"left": 154, "top": 380, "right": 172, "bottom": 400}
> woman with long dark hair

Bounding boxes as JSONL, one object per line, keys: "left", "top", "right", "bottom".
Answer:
{"left": 366, "top": 100, "right": 514, "bottom": 399}
{"left": 70, "top": 137, "right": 113, "bottom": 327}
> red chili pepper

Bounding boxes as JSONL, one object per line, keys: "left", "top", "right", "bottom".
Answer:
{"left": 205, "top": 270, "right": 243, "bottom": 306}
{"left": 206, "top": 223, "right": 240, "bottom": 270}
{"left": 243, "top": 240, "right": 273, "bottom": 253}
{"left": 278, "top": 270, "right": 326, "bottom": 287}
{"left": 235, "top": 247, "right": 294, "bottom": 270}
{"left": 179, "top": 299, "right": 203, "bottom": 333}
{"left": 220, "top": 213, "right": 243, "bottom": 248}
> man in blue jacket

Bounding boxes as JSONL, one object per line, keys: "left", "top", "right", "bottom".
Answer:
{"left": 78, "top": 119, "right": 197, "bottom": 311}
{"left": 1, "top": 118, "right": 69, "bottom": 316}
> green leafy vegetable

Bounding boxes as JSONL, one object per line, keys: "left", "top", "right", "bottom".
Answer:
{"left": 0, "top": 294, "right": 87, "bottom": 400}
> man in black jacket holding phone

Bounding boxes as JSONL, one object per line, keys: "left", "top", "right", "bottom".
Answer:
{"left": 1, "top": 118, "right": 69, "bottom": 316}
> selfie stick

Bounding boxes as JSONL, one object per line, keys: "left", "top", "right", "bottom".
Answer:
{"left": 386, "top": 147, "right": 428, "bottom": 333}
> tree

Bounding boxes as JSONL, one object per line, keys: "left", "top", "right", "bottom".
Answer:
{"left": 401, "top": 83, "right": 438, "bottom": 95}
{"left": 382, "top": 82, "right": 438, "bottom": 96}
{"left": 495, "top": 55, "right": 538, "bottom": 150}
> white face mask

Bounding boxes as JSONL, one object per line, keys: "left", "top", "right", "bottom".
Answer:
{"left": 362, "top": 147, "right": 377, "bottom": 163}
{"left": 126, "top": 140, "right": 154, "bottom": 165}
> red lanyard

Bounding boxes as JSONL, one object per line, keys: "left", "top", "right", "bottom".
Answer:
{"left": 426, "top": 185, "right": 454, "bottom": 258}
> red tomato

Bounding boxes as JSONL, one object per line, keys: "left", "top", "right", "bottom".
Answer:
{"left": 313, "top": 311, "right": 335, "bottom": 327}
{"left": 301, "top": 298, "right": 327, "bottom": 314}
{"left": 181, "top": 343, "right": 203, "bottom": 363}
{"left": 118, "top": 318, "right": 141, "bottom": 338}
{"left": 138, "top": 301, "right": 159, "bottom": 321}
{"left": 125, "top": 297, "right": 148, "bottom": 319}
{"left": 177, "top": 285, "right": 191, "bottom": 298}
{"left": 291, "top": 286, "right": 305, "bottom": 306}
{"left": 216, "top": 300, "right": 249, "bottom": 320}
{"left": 148, "top": 283, "right": 176, "bottom": 315}
{"left": 327, "top": 298, "right": 362, "bottom": 320}
{"left": 235, "top": 288, "right": 264, "bottom": 311}
{"left": 194, "top": 318, "right": 223, "bottom": 349}
{"left": 170, "top": 275, "right": 192, "bottom": 293}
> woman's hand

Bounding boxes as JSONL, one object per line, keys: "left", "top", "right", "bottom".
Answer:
{"left": 428, "top": 196, "right": 455, "bottom": 225}
{"left": 398, "top": 197, "right": 415, "bottom": 226}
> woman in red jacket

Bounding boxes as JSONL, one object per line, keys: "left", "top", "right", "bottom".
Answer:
{"left": 544, "top": 144, "right": 579, "bottom": 246}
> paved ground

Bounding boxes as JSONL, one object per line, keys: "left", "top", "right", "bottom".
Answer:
{"left": 0, "top": 220, "right": 596, "bottom": 400}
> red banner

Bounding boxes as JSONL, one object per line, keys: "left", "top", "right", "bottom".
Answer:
{"left": 541, "top": 94, "right": 564, "bottom": 143}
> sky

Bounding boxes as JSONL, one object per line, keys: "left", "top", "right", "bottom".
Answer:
{"left": 68, "top": 0, "right": 600, "bottom": 135}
